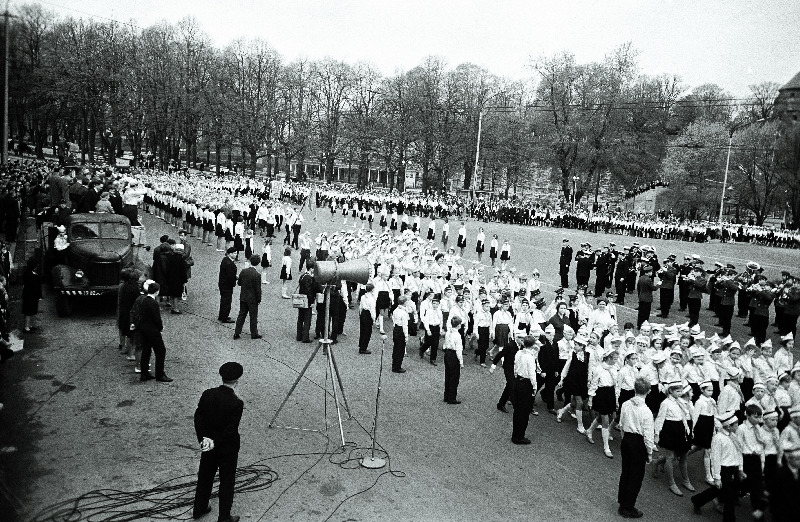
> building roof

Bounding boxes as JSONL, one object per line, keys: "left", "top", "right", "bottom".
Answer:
{"left": 780, "top": 70, "right": 800, "bottom": 91}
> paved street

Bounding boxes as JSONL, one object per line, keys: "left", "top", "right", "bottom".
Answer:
{"left": 1, "top": 210, "right": 798, "bottom": 521}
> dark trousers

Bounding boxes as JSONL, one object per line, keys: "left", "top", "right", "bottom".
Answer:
{"left": 542, "top": 371, "right": 558, "bottom": 409}
{"left": 576, "top": 274, "right": 589, "bottom": 287}
{"left": 617, "top": 433, "right": 647, "bottom": 511}
{"left": 234, "top": 300, "right": 259, "bottom": 336}
{"left": 193, "top": 449, "right": 238, "bottom": 520}
{"left": 678, "top": 281, "right": 689, "bottom": 310}
{"left": 737, "top": 290, "right": 750, "bottom": 317}
{"left": 477, "top": 326, "right": 490, "bottom": 364}
{"left": 499, "top": 369, "right": 514, "bottom": 406}
{"left": 691, "top": 465, "right": 739, "bottom": 522}
{"left": 511, "top": 378, "right": 533, "bottom": 440}
{"left": 358, "top": 309, "right": 372, "bottom": 351}
{"left": 741, "top": 454, "right": 764, "bottom": 511}
{"left": 291, "top": 224, "right": 301, "bottom": 249}
{"left": 559, "top": 265, "right": 569, "bottom": 288}
{"left": 218, "top": 286, "right": 233, "bottom": 320}
{"left": 296, "top": 307, "right": 312, "bottom": 342}
{"left": 422, "top": 325, "right": 441, "bottom": 362}
{"left": 659, "top": 288, "right": 674, "bottom": 316}
{"left": 637, "top": 301, "right": 651, "bottom": 328}
{"left": 594, "top": 274, "right": 607, "bottom": 297}
{"left": 774, "top": 305, "right": 784, "bottom": 326}
{"left": 315, "top": 303, "right": 327, "bottom": 338}
{"left": 751, "top": 314, "right": 769, "bottom": 345}
{"left": 718, "top": 304, "right": 734, "bottom": 334}
{"left": 298, "top": 248, "right": 310, "bottom": 271}
{"left": 392, "top": 326, "right": 405, "bottom": 371}
{"left": 688, "top": 298, "right": 701, "bottom": 326}
{"left": 139, "top": 330, "right": 166, "bottom": 377}
{"left": 443, "top": 350, "right": 460, "bottom": 402}
{"left": 779, "top": 313, "right": 798, "bottom": 337}
{"left": 615, "top": 280, "right": 626, "bottom": 304}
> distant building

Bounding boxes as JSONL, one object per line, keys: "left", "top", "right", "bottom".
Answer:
{"left": 775, "top": 70, "right": 800, "bottom": 122}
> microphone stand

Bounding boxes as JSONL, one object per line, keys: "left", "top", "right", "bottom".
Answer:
{"left": 360, "top": 334, "right": 387, "bottom": 469}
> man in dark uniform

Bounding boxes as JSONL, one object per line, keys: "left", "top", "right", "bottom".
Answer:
{"left": 677, "top": 255, "right": 694, "bottom": 311}
{"left": 636, "top": 266, "right": 658, "bottom": 328}
{"left": 559, "top": 238, "right": 572, "bottom": 288}
{"left": 594, "top": 247, "right": 610, "bottom": 297}
{"left": 575, "top": 243, "right": 593, "bottom": 288}
{"left": 614, "top": 250, "right": 630, "bottom": 305}
{"left": 656, "top": 254, "right": 677, "bottom": 318}
{"left": 218, "top": 248, "right": 238, "bottom": 323}
{"left": 233, "top": 255, "right": 262, "bottom": 340}
{"left": 192, "top": 362, "right": 244, "bottom": 522}
{"left": 490, "top": 335, "right": 520, "bottom": 413}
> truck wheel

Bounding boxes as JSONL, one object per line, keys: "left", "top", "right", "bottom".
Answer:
{"left": 55, "top": 293, "right": 72, "bottom": 317}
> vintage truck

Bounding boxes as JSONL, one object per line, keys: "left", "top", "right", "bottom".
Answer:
{"left": 39, "top": 213, "right": 149, "bottom": 316}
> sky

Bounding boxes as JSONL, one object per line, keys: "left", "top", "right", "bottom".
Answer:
{"left": 34, "top": 0, "right": 800, "bottom": 97}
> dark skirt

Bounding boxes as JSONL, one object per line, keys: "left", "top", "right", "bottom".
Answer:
{"left": 261, "top": 254, "right": 271, "bottom": 268}
{"left": 427, "top": 229, "right": 435, "bottom": 240}
{"left": 500, "top": 250, "right": 510, "bottom": 261}
{"left": 693, "top": 414, "right": 714, "bottom": 449}
{"left": 645, "top": 384, "right": 665, "bottom": 417}
{"left": 215, "top": 223, "right": 224, "bottom": 237}
{"left": 564, "top": 379, "right": 589, "bottom": 401}
{"left": 494, "top": 323, "right": 510, "bottom": 347}
{"left": 280, "top": 266, "right": 291, "bottom": 281}
{"left": 476, "top": 241, "right": 484, "bottom": 253}
{"left": 234, "top": 235, "right": 244, "bottom": 252}
{"left": 592, "top": 386, "right": 616, "bottom": 415}
{"left": 658, "top": 419, "right": 690, "bottom": 453}
{"left": 489, "top": 247, "right": 497, "bottom": 259}
{"left": 618, "top": 388, "right": 636, "bottom": 411}
{"left": 376, "top": 290, "right": 391, "bottom": 312}
{"left": 204, "top": 219, "right": 214, "bottom": 232}
{"left": 390, "top": 220, "right": 398, "bottom": 230}
{"left": 380, "top": 216, "right": 387, "bottom": 227}
{"left": 457, "top": 235, "right": 466, "bottom": 248}
{"left": 22, "top": 297, "right": 39, "bottom": 316}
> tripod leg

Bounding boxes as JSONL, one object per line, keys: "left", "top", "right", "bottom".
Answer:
{"left": 328, "top": 347, "right": 352, "bottom": 418}
{"left": 268, "top": 343, "right": 322, "bottom": 428}
{"left": 326, "top": 346, "right": 346, "bottom": 446}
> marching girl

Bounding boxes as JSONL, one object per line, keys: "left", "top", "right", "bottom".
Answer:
{"left": 499, "top": 239, "right": 511, "bottom": 270}
{"left": 233, "top": 218, "right": 245, "bottom": 264}
{"left": 441, "top": 218, "right": 449, "bottom": 249}
{"left": 586, "top": 347, "right": 619, "bottom": 458}
{"left": 489, "top": 234, "right": 499, "bottom": 267}
{"left": 475, "top": 227, "right": 485, "bottom": 263}
{"left": 644, "top": 351, "right": 668, "bottom": 417}
{"left": 389, "top": 209, "right": 398, "bottom": 236}
{"left": 457, "top": 222, "right": 467, "bottom": 257}
{"left": 473, "top": 298, "right": 492, "bottom": 366}
{"left": 616, "top": 348, "right": 639, "bottom": 418}
{"left": 368, "top": 207, "right": 375, "bottom": 229}
{"left": 691, "top": 380, "right": 717, "bottom": 485}
{"left": 513, "top": 299, "right": 533, "bottom": 337}
{"left": 684, "top": 347, "right": 707, "bottom": 402}
{"left": 556, "top": 334, "right": 591, "bottom": 434}
{"left": 215, "top": 210, "right": 227, "bottom": 252}
{"left": 351, "top": 201, "right": 358, "bottom": 223}
{"left": 738, "top": 339, "right": 757, "bottom": 400}
{"left": 427, "top": 219, "right": 436, "bottom": 241}
{"left": 244, "top": 228, "right": 254, "bottom": 261}
{"left": 280, "top": 247, "right": 292, "bottom": 299}
{"left": 329, "top": 198, "right": 337, "bottom": 222}
{"left": 653, "top": 381, "right": 695, "bottom": 496}
{"left": 490, "top": 299, "right": 513, "bottom": 358}
{"left": 379, "top": 207, "right": 388, "bottom": 232}
{"left": 342, "top": 200, "right": 349, "bottom": 225}
{"left": 359, "top": 205, "right": 367, "bottom": 229}
{"left": 412, "top": 214, "right": 421, "bottom": 233}
{"left": 775, "top": 371, "right": 793, "bottom": 431}
{"left": 260, "top": 238, "right": 272, "bottom": 284}
{"left": 372, "top": 268, "right": 392, "bottom": 335}
{"left": 203, "top": 206, "right": 215, "bottom": 244}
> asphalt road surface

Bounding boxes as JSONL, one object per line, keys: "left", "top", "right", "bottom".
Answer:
{"left": 2, "top": 209, "right": 798, "bottom": 522}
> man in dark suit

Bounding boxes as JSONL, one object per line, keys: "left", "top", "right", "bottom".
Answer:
{"left": 489, "top": 336, "right": 520, "bottom": 413}
{"left": 218, "top": 248, "right": 238, "bottom": 323}
{"left": 636, "top": 266, "right": 658, "bottom": 328}
{"left": 296, "top": 259, "right": 316, "bottom": 343}
{"left": 192, "top": 362, "right": 244, "bottom": 522}
{"left": 137, "top": 282, "right": 173, "bottom": 382}
{"left": 233, "top": 255, "right": 262, "bottom": 340}
{"left": 559, "top": 238, "right": 572, "bottom": 288}
{"left": 614, "top": 253, "right": 630, "bottom": 304}
{"left": 575, "top": 243, "right": 593, "bottom": 288}
{"left": 656, "top": 255, "right": 677, "bottom": 318}
{"left": 79, "top": 180, "right": 102, "bottom": 213}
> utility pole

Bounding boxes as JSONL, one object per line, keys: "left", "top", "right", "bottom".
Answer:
{"left": 1, "top": 3, "right": 11, "bottom": 165}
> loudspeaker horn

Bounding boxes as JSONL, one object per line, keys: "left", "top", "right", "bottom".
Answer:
{"left": 314, "top": 258, "right": 372, "bottom": 285}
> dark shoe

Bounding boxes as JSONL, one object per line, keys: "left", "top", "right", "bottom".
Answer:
{"left": 620, "top": 508, "right": 643, "bottom": 518}
{"left": 392, "top": 368, "right": 407, "bottom": 373}
{"left": 511, "top": 437, "right": 531, "bottom": 445}
{"left": 193, "top": 506, "right": 211, "bottom": 519}
{"left": 251, "top": 334, "right": 263, "bottom": 339}
{"left": 430, "top": 360, "right": 438, "bottom": 366}
{"left": 140, "top": 372, "right": 155, "bottom": 381}
{"left": 691, "top": 501, "right": 702, "bottom": 515}
{"left": 446, "top": 400, "right": 461, "bottom": 405}
{"left": 233, "top": 334, "right": 241, "bottom": 340}
{"left": 497, "top": 404, "right": 508, "bottom": 413}
{"left": 156, "top": 374, "right": 173, "bottom": 383}
{"left": 220, "top": 318, "right": 234, "bottom": 323}
{"left": 359, "top": 350, "right": 372, "bottom": 355}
